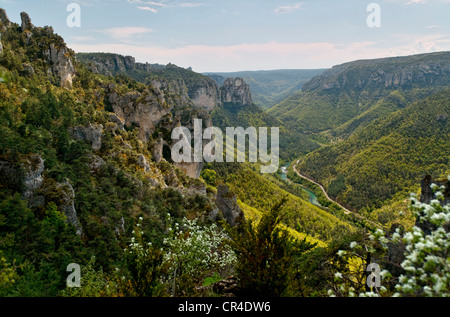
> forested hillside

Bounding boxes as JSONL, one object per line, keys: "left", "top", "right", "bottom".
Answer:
{"left": 268, "top": 52, "right": 450, "bottom": 137}
{"left": 0, "top": 9, "right": 448, "bottom": 298}
{"left": 296, "top": 89, "right": 450, "bottom": 211}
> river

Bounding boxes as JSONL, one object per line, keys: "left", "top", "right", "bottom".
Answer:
{"left": 281, "top": 164, "right": 320, "bottom": 207}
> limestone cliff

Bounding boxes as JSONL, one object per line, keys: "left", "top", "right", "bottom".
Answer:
{"left": 303, "top": 52, "right": 450, "bottom": 92}
{"left": 220, "top": 77, "right": 253, "bottom": 106}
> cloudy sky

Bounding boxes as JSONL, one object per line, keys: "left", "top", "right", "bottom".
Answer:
{"left": 1, "top": 0, "right": 449, "bottom": 72}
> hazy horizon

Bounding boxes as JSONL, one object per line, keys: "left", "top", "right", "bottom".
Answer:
{"left": 1, "top": 0, "right": 449, "bottom": 72}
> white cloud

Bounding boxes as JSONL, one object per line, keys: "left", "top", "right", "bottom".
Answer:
{"left": 403, "top": 0, "right": 427, "bottom": 5}
{"left": 274, "top": 3, "right": 304, "bottom": 14}
{"left": 137, "top": 6, "right": 158, "bottom": 12}
{"left": 128, "top": 0, "right": 207, "bottom": 13}
{"left": 69, "top": 34, "right": 450, "bottom": 72}
{"left": 99, "top": 26, "right": 153, "bottom": 42}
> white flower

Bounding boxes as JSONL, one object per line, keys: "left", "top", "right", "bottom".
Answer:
{"left": 334, "top": 272, "right": 343, "bottom": 279}
{"left": 337, "top": 250, "right": 346, "bottom": 257}
{"left": 350, "top": 241, "right": 358, "bottom": 249}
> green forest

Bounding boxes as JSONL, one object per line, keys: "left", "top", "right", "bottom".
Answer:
{"left": 0, "top": 10, "right": 449, "bottom": 298}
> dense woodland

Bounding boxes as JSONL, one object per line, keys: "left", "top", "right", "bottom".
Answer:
{"left": 0, "top": 13, "right": 449, "bottom": 297}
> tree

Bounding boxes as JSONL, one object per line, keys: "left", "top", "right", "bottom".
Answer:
{"left": 226, "top": 198, "right": 316, "bottom": 296}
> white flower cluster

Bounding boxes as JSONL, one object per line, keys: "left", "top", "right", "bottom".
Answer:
{"left": 163, "top": 217, "right": 236, "bottom": 279}
{"left": 330, "top": 178, "right": 449, "bottom": 297}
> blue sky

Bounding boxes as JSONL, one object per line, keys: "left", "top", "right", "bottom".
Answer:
{"left": 1, "top": 0, "right": 449, "bottom": 72}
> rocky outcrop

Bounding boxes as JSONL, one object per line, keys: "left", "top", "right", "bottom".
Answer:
{"left": 173, "top": 161, "right": 203, "bottom": 179}
{"left": 0, "top": 8, "right": 10, "bottom": 33}
{"left": 106, "top": 85, "right": 169, "bottom": 142}
{"left": 221, "top": 77, "right": 252, "bottom": 106}
{"left": 43, "top": 43, "right": 76, "bottom": 89}
{"left": 69, "top": 123, "right": 103, "bottom": 151}
{"left": 22, "top": 154, "right": 45, "bottom": 202}
{"left": 56, "top": 180, "right": 82, "bottom": 235}
{"left": 20, "top": 12, "right": 33, "bottom": 31}
{"left": 303, "top": 52, "right": 450, "bottom": 92}
{"left": 189, "top": 83, "right": 221, "bottom": 111}
{"left": 137, "top": 154, "right": 151, "bottom": 173}
{"left": 153, "top": 132, "right": 164, "bottom": 163}
{"left": 0, "top": 9, "right": 10, "bottom": 54}
{"left": 109, "top": 113, "right": 125, "bottom": 131}
{"left": 76, "top": 52, "right": 165, "bottom": 77}
{"left": 215, "top": 184, "right": 244, "bottom": 227}
{"left": 89, "top": 155, "right": 105, "bottom": 173}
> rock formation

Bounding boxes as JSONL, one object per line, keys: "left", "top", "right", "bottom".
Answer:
{"left": 106, "top": 84, "right": 169, "bottom": 142}
{"left": 56, "top": 180, "right": 82, "bottom": 235}
{"left": 0, "top": 8, "right": 10, "bottom": 54}
{"left": 20, "top": 12, "right": 33, "bottom": 31}
{"left": 221, "top": 77, "right": 253, "bottom": 106}
{"left": 153, "top": 132, "right": 164, "bottom": 163}
{"left": 215, "top": 184, "right": 244, "bottom": 227}
{"left": 189, "top": 83, "right": 221, "bottom": 111}
{"left": 68, "top": 123, "right": 103, "bottom": 151}
{"left": 22, "top": 154, "right": 45, "bottom": 201}
{"left": 43, "top": 43, "right": 76, "bottom": 89}
{"left": 303, "top": 52, "right": 450, "bottom": 92}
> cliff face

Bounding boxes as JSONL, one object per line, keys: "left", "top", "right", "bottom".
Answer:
{"left": 77, "top": 52, "right": 165, "bottom": 77}
{"left": 1, "top": 11, "right": 76, "bottom": 88}
{"left": 221, "top": 77, "right": 253, "bottom": 106}
{"left": 303, "top": 52, "right": 450, "bottom": 92}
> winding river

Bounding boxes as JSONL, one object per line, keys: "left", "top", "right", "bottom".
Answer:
{"left": 281, "top": 164, "right": 321, "bottom": 207}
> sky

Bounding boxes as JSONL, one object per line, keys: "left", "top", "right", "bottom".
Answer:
{"left": 0, "top": 0, "right": 449, "bottom": 72}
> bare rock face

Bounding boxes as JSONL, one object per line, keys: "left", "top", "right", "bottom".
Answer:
{"left": 153, "top": 132, "right": 164, "bottom": 163}
{"left": 56, "top": 180, "right": 82, "bottom": 235}
{"left": 0, "top": 8, "right": 10, "bottom": 54}
{"left": 107, "top": 85, "right": 169, "bottom": 142}
{"left": 69, "top": 123, "right": 103, "bottom": 151}
{"left": 137, "top": 154, "right": 151, "bottom": 173}
{"left": 221, "top": 77, "right": 252, "bottom": 106}
{"left": 0, "top": 8, "right": 10, "bottom": 30}
{"left": 215, "top": 184, "right": 244, "bottom": 227}
{"left": 174, "top": 161, "right": 204, "bottom": 179}
{"left": 22, "top": 154, "right": 45, "bottom": 206}
{"left": 43, "top": 43, "right": 76, "bottom": 89}
{"left": 189, "top": 83, "right": 221, "bottom": 111}
{"left": 109, "top": 113, "right": 125, "bottom": 131}
{"left": 20, "top": 12, "right": 33, "bottom": 31}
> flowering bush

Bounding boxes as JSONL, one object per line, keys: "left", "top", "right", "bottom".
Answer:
{"left": 123, "top": 217, "right": 165, "bottom": 297}
{"left": 162, "top": 215, "right": 236, "bottom": 296}
{"left": 330, "top": 177, "right": 449, "bottom": 297}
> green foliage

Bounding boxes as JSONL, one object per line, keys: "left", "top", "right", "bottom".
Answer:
{"left": 123, "top": 217, "right": 165, "bottom": 297}
{"left": 329, "top": 179, "right": 450, "bottom": 297}
{"left": 212, "top": 162, "right": 353, "bottom": 242}
{"left": 162, "top": 216, "right": 236, "bottom": 296}
{"left": 297, "top": 89, "right": 450, "bottom": 211}
{"left": 201, "top": 169, "right": 217, "bottom": 186}
{"left": 226, "top": 198, "right": 316, "bottom": 296}
{"left": 211, "top": 101, "right": 319, "bottom": 161}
